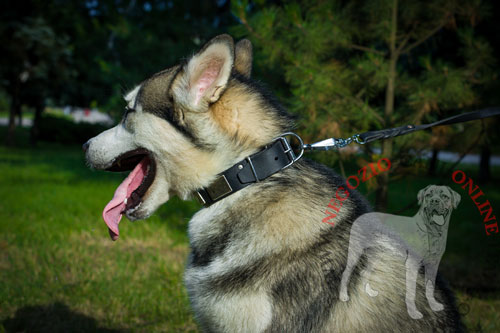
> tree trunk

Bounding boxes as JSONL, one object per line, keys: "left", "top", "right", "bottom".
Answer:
{"left": 6, "top": 97, "right": 20, "bottom": 146}
{"left": 428, "top": 148, "right": 439, "bottom": 176}
{"left": 30, "top": 103, "right": 44, "bottom": 146}
{"left": 478, "top": 145, "right": 491, "bottom": 183}
{"left": 375, "top": 0, "right": 398, "bottom": 211}
{"left": 17, "top": 107, "right": 23, "bottom": 127}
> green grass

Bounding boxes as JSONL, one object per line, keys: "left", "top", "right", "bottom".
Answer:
{"left": 0, "top": 134, "right": 201, "bottom": 332}
{"left": 0, "top": 127, "right": 499, "bottom": 332}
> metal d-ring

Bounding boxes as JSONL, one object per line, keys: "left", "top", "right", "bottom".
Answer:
{"left": 353, "top": 134, "right": 366, "bottom": 145}
{"left": 273, "top": 132, "right": 305, "bottom": 168}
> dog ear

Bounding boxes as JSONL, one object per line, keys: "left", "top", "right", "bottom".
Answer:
{"left": 448, "top": 187, "right": 461, "bottom": 208}
{"left": 234, "top": 39, "right": 252, "bottom": 78}
{"left": 176, "top": 34, "right": 234, "bottom": 109}
{"left": 417, "top": 185, "right": 433, "bottom": 205}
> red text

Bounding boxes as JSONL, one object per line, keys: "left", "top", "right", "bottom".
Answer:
{"left": 452, "top": 170, "right": 498, "bottom": 236}
{"left": 322, "top": 158, "right": 391, "bottom": 226}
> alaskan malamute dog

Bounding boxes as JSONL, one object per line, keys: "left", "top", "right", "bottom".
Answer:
{"left": 84, "top": 35, "right": 463, "bottom": 332}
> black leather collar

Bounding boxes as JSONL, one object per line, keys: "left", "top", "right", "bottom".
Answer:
{"left": 195, "top": 134, "right": 303, "bottom": 207}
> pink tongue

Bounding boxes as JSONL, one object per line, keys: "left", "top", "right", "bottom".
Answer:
{"left": 102, "top": 157, "right": 149, "bottom": 241}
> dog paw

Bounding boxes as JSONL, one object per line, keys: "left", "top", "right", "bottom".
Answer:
{"left": 339, "top": 292, "right": 349, "bottom": 302}
{"left": 408, "top": 309, "right": 423, "bottom": 320}
{"left": 365, "top": 283, "right": 379, "bottom": 297}
{"left": 429, "top": 301, "right": 444, "bottom": 312}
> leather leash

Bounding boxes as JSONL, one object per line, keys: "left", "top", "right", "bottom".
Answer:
{"left": 196, "top": 107, "right": 500, "bottom": 207}
{"left": 305, "top": 107, "right": 500, "bottom": 150}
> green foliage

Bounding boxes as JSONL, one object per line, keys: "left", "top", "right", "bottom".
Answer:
{"left": 0, "top": 12, "right": 74, "bottom": 104}
{"left": 0, "top": 89, "right": 10, "bottom": 112}
{"left": 0, "top": 0, "right": 235, "bottom": 133}
{"left": 60, "top": 0, "right": 234, "bottom": 110}
{"left": 232, "top": 0, "right": 499, "bottom": 207}
{"left": 231, "top": 0, "right": 497, "bottom": 148}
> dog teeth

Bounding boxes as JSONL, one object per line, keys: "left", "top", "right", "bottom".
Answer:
{"left": 124, "top": 198, "right": 128, "bottom": 204}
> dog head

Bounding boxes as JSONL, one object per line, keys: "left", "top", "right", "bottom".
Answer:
{"left": 417, "top": 185, "right": 461, "bottom": 226}
{"left": 84, "top": 35, "right": 294, "bottom": 239}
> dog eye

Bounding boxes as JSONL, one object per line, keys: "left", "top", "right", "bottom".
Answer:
{"left": 124, "top": 106, "right": 135, "bottom": 120}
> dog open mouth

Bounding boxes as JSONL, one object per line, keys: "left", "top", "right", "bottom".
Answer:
{"left": 102, "top": 148, "right": 156, "bottom": 241}
{"left": 428, "top": 207, "right": 448, "bottom": 226}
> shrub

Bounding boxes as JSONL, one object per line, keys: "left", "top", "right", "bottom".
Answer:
{"left": 38, "top": 114, "right": 110, "bottom": 145}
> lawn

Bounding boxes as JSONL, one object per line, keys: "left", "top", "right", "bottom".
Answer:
{"left": 0, "top": 131, "right": 201, "bottom": 332}
{"left": 0, "top": 128, "right": 499, "bottom": 332}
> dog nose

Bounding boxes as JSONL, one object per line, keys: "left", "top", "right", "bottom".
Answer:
{"left": 82, "top": 140, "right": 90, "bottom": 153}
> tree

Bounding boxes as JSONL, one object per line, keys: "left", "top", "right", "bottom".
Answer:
{"left": 61, "top": 0, "right": 234, "bottom": 118}
{"left": 0, "top": 0, "right": 235, "bottom": 144}
{"left": 0, "top": 2, "right": 74, "bottom": 146}
{"left": 232, "top": 0, "right": 496, "bottom": 210}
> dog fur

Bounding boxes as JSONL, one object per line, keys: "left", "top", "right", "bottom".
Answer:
{"left": 85, "top": 35, "right": 463, "bottom": 332}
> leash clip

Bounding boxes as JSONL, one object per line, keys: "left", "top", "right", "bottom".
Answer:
{"left": 303, "top": 133, "right": 365, "bottom": 151}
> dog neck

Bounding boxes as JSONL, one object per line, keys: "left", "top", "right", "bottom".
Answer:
{"left": 414, "top": 210, "right": 429, "bottom": 233}
{"left": 194, "top": 137, "right": 297, "bottom": 206}
{"left": 417, "top": 208, "right": 449, "bottom": 240}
